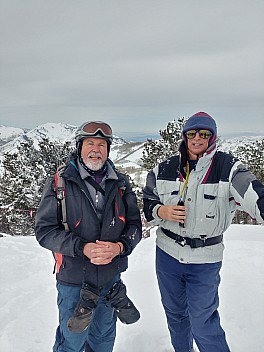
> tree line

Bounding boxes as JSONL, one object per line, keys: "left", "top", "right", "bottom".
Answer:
{"left": 0, "top": 118, "right": 263, "bottom": 235}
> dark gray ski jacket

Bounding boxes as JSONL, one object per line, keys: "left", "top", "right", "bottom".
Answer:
{"left": 35, "top": 154, "right": 142, "bottom": 288}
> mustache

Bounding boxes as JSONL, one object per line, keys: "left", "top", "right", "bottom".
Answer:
{"left": 88, "top": 152, "right": 102, "bottom": 158}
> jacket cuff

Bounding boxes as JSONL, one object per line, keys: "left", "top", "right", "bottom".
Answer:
{"left": 119, "top": 239, "right": 132, "bottom": 257}
{"left": 153, "top": 204, "right": 164, "bottom": 221}
{"left": 74, "top": 240, "right": 85, "bottom": 257}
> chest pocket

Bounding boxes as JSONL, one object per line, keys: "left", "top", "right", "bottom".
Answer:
{"left": 203, "top": 194, "right": 217, "bottom": 218}
{"left": 156, "top": 180, "right": 181, "bottom": 205}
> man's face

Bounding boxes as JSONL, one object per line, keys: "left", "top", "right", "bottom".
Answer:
{"left": 81, "top": 137, "right": 108, "bottom": 171}
{"left": 187, "top": 131, "right": 209, "bottom": 159}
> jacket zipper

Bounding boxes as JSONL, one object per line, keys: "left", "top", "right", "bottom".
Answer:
{"left": 95, "top": 192, "right": 99, "bottom": 211}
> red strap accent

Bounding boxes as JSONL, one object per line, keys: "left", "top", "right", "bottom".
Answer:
{"left": 201, "top": 154, "right": 216, "bottom": 184}
{"left": 54, "top": 171, "right": 65, "bottom": 198}
{"left": 115, "top": 201, "right": 126, "bottom": 224}
{"left": 54, "top": 253, "right": 63, "bottom": 273}
{"left": 118, "top": 215, "right": 126, "bottom": 223}
{"left": 74, "top": 219, "right": 81, "bottom": 229}
{"left": 115, "top": 188, "right": 126, "bottom": 224}
{"left": 54, "top": 171, "right": 59, "bottom": 191}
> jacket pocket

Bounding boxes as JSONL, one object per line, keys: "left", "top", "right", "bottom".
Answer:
{"left": 204, "top": 194, "right": 217, "bottom": 219}
{"left": 201, "top": 192, "right": 218, "bottom": 234}
{"left": 156, "top": 180, "right": 181, "bottom": 205}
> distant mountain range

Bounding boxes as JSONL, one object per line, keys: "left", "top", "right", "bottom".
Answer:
{"left": 0, "top": 123, "right": 264, "bottom": 177}
{"left": 0, "top": 123, "right": 127, "bottom": 153}
{"left": 0, "top": 123, "right": 140, "bottom": 174}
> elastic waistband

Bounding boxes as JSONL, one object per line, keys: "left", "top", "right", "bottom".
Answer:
{"left": 161, "top": 228, "right": 223, "bottom": 248}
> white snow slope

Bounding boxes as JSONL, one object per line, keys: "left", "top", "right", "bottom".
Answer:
{"left": 0, "top": 224, "right": 263, "bottom": 352}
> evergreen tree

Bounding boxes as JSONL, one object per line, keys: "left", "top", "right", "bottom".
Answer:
{"left": 141, "top": 117, "right": 186, "bottom": 170}
{"left": 234, "top": 139, "right": 264, "bottom": 183}
{"left": 0, "top": 138, "right": 73, "bottom": 235}
{"left": 231, "top": 139, "right": 264, "bottom": 224}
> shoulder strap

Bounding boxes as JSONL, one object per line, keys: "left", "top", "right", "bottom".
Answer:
{"left": 85, "top": 177, "right": 105, "bottom": 196}
{"left": 112, "top": 173, "right": 128, "bottom": 224}
{"left": 54, "top": 164, "right": 70, "bottom": 232}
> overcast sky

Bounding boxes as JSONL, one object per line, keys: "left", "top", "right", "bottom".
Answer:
{"left": 1, "top": 0, "right": 263, "bottom": 137}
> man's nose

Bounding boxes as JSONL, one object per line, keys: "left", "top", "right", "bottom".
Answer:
{"left": 91, "top": 146, "right": 100, "bottom": 153}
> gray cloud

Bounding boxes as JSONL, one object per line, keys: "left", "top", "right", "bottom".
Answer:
{"left": 0, "top": 0, "right": 263, "bottom": 136}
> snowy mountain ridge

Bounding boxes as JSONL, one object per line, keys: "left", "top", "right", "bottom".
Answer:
{"left": 218, "top": 135, "right": 264, "bottom": 154}
{"left": 0, "top": 125, "right": 27, "bottom": 146}
{"left": 0, "top": 122, "right": 127, "bottom": 155}
{"left": 0, "top": 123, "right": 264, "bottom": 173}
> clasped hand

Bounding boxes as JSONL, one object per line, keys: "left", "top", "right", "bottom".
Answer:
{"left": 83, "top": 240, "right": 123, "bottom": 265}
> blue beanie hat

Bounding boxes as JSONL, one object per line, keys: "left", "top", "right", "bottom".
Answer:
{"left": 183, "top": 112, "right": 217, "bottom": 147}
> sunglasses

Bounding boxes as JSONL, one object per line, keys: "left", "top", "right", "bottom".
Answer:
{"left": 185, "top": 129, "right": 212, "bottom": 139}
{"left": 81, "top": 121, "right": 113, "bottom": 138}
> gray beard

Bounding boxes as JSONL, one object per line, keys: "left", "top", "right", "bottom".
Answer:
{"left": 84, "top": 159, "right": 105, "bottom": 171}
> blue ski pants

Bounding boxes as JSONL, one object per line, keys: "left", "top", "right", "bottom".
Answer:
{"left": 53, "top": 275, "right": 119, "bottom": 352}
{"left": 156, "top": 246, "right": 230, "bottom": 352}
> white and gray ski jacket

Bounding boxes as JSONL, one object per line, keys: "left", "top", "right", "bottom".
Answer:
{"left": 143, "top": 148, "right": 264, "bottom": 264}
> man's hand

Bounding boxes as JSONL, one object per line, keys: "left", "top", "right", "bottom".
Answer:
{"left": 157, "top": 205, "right": 186, "bottom": 224}
{"left": 83, "top": 240, "right": 124, "bottom": 265}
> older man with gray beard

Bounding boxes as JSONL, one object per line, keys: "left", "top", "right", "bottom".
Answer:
{"left": 35, "top": 121, "right": 142, "bottom": 352}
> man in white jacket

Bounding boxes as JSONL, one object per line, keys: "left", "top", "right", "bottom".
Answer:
{"left": 143, "top": 112, "right": 264, "bottom": 352}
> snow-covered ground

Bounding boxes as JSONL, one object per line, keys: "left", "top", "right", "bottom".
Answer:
{"left": 0, "top": 224, "right": 263, "bottom": 352}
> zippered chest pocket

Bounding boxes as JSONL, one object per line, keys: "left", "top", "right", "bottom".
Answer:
{"left": 156, "top": 180, "right": 181, "bottom": 205}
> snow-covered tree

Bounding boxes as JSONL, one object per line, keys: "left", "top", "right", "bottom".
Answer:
{"left": 234, "top": 139, "right": 264, "bottom": 184}
{"left": 231, "top": 138, "right": 264, "bottom": 224}
{"left": 0, "top": 138, "right": 73, "bottom": 235}
{"left": 141, "top": 117, "right": 186, "bottom": 171}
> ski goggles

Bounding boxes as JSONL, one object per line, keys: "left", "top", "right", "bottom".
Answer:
{"left": 185, "top": 129, "right": 212, "bottom": 140}
{"left": 79, "top": 121, "right": 113, "bottom": 138}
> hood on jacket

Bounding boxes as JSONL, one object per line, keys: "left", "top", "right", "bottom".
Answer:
{"left": 179, "top": 112, "right": 218, "bottom": 176}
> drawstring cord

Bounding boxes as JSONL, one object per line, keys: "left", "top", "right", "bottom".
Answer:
{"left": 179, "top": 161, "right": 190, "bottom": 202}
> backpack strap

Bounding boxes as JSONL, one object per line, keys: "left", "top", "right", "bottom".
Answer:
{"left": 85, "top": 177, "right": 106, "bottom": 196}
{"left": 116, "top": 174, "right": 128, "bottom": 223}
{"left": 54, "top": 164, "right": 70, "bottom": 232}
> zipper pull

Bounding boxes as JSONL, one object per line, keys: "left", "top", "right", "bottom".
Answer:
{"left": 177, "top": 197, "right": 185, "bottom": 228}
{"left": 95, "top": 193, "right": 99, "bottom": 209}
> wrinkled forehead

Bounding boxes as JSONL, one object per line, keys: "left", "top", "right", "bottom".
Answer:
{"left": 82, "top": 136, "right": 108, "bottom": 144}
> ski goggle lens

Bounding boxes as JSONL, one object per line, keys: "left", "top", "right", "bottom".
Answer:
{"left": 185, "top": 129, "right": 212, "bottom": 139}
{"left": 81, "top": 122, "right": 113, "bottom": 138}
